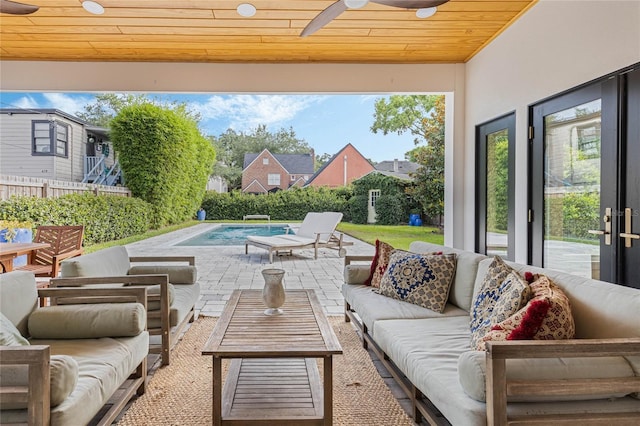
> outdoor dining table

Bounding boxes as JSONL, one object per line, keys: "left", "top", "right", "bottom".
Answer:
{"left": 0, "top": 242, "right": 50, "bottom": 273}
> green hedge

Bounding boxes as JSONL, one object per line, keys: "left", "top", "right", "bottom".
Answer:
{"left": 0, "top": 194, "right": 154, "bottom": 246}
{"left": 375, "top": 194, "right": 408, "bottom": 225}
{"left": 546, "top": 192, "right": 599, "bottom": 242}
{"left": 200, "top": 187, "right": 350, "bottom": 221}
{"left": 110, "top": 103, "right": 216, "bottom": 227}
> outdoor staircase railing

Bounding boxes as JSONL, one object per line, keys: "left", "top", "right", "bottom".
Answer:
{"left": 83, "top": 156, "right": 122, "bottom": 186}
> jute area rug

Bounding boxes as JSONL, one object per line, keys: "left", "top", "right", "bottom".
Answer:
{"left": 117, "top": 316, "right": 414, "bottom": 425}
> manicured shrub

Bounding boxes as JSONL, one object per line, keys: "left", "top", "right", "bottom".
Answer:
{"left": 374, "top": 194, "right": 407, "bottom": 225}
{"left": 0, "top": 193, "right": 154, "bottom": 246}
{"left": 200, "top": 187, "right": 349, "bottom": 221}
{"left": 110, "top": 103, "right": 216, "bottom": 227}
{"left": 348, "top": 195, "right": 368, "bottom": 224}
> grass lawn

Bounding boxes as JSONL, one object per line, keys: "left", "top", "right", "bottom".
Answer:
{"left": 337, "top": 223, "right": 443, "bottom": 250}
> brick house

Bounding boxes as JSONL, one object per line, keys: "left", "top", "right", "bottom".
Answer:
{"left": 241, "top": 149, "right": 314, "bottom": 193}
{"left": 305, "top": 143, "right": 374, "bottom": 188}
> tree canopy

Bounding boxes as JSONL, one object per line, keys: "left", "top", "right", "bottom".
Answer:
{"left": 371, "top": 94, "right": 445, "bottom": 224}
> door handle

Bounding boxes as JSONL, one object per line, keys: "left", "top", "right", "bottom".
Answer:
{"left": 588, "top": 207, "right": 611, "bottom": 246}
{"left": 620, "top": 208, "right": 640, "bottom": 248}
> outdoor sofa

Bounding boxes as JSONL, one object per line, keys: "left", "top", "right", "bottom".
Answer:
{"left": 0, "top": 271, "right": 148, "bottom": 425}
{"left": 343, "top": 241, "right": 640, "bottom": 425}
{"left": 55, "top": 245, "right": 199, "bottom": 366}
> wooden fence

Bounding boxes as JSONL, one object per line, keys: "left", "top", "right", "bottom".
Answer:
{"left": 0, "top": 174, "right": 131, "bottom": 200}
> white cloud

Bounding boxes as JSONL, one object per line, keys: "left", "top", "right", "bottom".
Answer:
{"left": 13, "top": 95, "right": 40, "bottom": 110}
{"left": 192, "top": 95, "right": 328, "bottom": 131}
{"left": 42, "top": 93, "right": 94, "bottom": 116}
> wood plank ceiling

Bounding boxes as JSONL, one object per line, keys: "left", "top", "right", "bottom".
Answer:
{"left": 0, "top": 0, "right": 536, "bottom": 63}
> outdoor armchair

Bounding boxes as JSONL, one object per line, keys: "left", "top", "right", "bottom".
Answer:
{"left": 15, "top": 225, "right": 84, "bottom": 278}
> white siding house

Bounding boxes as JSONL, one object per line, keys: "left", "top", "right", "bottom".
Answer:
{"left": 0, "top": 109, "right": 116, "bottom": 184}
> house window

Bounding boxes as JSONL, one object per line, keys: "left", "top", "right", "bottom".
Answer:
{"left": 291, "top": 175, "right": 295, "bottom": 181}
{"left": 576, "top": 124, "right": 600, "bottom": 159}
{"left": 268, "top": 174, "right": 280, "bottom": 185}
{"left": 263, "top": 158, "right": 269, "bottom": 165}
{"left": 32, "top": 120, "right": 68, "bottom": 157}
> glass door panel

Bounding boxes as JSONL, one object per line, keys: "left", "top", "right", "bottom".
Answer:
{"left": 475, "top": 113, "right": 515, "bottom": 260}
{"left": 543, "top": 99, "right": 601, "bottom": 278}
{"left": 486, "top": 129, "right": 509, "bottom": 257}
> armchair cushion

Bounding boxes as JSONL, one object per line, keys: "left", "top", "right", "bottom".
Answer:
{"left": 344, "top": 264, "right": 372, "bottom": 285}
{"left": 60, "top": 246, "right": 131, "bottom": 277}
{"left": 0, "top": 271, "right": 38, "bottom": 336}
{"left": 0, "top": 312, "right": 29, "bottom": 346}
{"left": 128, "top": 265, "right": 197, "bottom": 284}
{"left": 142, "top": 283, "right": 175, "bottom": 310}
{"left": 0, "top": 355, "right": 78, "bottom": 409}
{"left": 28, "top": 303, "right": 146, "bottom": 339}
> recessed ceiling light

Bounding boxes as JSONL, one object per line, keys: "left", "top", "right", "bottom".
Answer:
{"left": 237, "top": 3, "right": 256, "bottom": 17}
{"left": 344, "top": 0, "right": 369, "bottom": 9}
{"left": 416, "top": 7, "right": 437, "bottom": 19}
{"left": 82, "top": 0, "right": 104, "bottom": 15}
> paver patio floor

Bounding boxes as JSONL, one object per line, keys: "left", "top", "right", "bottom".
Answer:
{"left": 125, "top": 223, "right": 375, "bottom": 317}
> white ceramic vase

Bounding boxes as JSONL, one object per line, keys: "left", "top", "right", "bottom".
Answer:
{"left": 261, "top": 268, "right": 286, "bottom": 315}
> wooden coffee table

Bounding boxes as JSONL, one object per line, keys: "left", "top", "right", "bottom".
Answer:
{"left": 202, "top": 289, "right": 342, "bottom": 426}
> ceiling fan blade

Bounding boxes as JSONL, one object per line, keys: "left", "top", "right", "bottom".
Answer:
{"left": 371, "top": 0, "right": 449, "bottom": 9}
{"left": 300, "top": 0, "right": 348, "bottom": 37}
{"left": 0, "top": 0, "right": 39, "bottom": 15}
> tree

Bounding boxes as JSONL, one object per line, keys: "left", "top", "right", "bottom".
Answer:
{"left": 76, "top": 93, "right": 201, "bottom": 127}
{"left": 371, "top": 95, "right": 445, "bottom": 225}
{"left": 211, "top": 125, "right": 312, "bottom": 190}
{"left": 371, "top": 95, "right": 440, "bottom": 144}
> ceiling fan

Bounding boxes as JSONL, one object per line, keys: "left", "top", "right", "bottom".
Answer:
{"left": 301, "top": 0, "right": 449, "bottom": 37}
{"left": 0, "top": 0, "right": 39, "bottom": 15}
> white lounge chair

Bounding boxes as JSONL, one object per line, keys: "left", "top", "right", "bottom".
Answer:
{"left": 245, "top": 212, "right": 350, "bottom": 263}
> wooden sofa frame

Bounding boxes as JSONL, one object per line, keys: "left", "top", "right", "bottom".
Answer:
{"left": 342, "top": 256, "right": 640, "bottom": 426}
{"left": 0, "top": 286, "right": 148, "bottom": 426}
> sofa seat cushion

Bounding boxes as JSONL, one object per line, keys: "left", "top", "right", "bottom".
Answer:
{"left": 458, "top": 350, "right": 638, "bottom": 402}
{"left": 0, "top": 355, "right": 79, "bottom": 409}
{"left": 28, "top": 303, "right": 146, "bottom": 339}
{"left": 60, "top": 246, "right": 131, "bottom": 278}
{"left": 373, "top": 317, "right": 487, "bottom": 426}
{"left": 147, "top": 283, "right": 199, "bottom": 329}
{"left": 1, "top": 332, "right": 149, "bottom": 426}
{"left": 128, "top": 265, "right": 197, "bottom": 285}
{"left": 342, "top": 284, "right": 467, "bottom": 334}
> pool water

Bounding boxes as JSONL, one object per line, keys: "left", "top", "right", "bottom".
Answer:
{"left": 176, "top": 225, "right": 289, "bottom": 246}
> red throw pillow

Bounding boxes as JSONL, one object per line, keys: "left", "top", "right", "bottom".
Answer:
{"left": 364, "top": 240, "right": 395, "bottom": 288}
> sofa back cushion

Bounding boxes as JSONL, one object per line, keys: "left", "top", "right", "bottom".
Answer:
{"left": 0, "top": 271, "right": 38, "bottom": 337}
{"left": 61, "top": 246, "right": 131, "bottom": 278}
{"left": 474, "top": 259, "right": 640, "bottom": 339}
{"left": 409, "top": 242, "right": 487, "bottom": 312}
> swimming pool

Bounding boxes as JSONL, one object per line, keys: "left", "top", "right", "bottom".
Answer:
{"left": 176, "top": 224, "right": 289, "bottom": 246}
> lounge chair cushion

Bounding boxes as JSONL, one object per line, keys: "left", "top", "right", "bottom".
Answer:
{"left": 28, "top": 303, "right": 146, "bottom": 339}
{"left": 147, "top": 283, "right": 200, "bottom": 328}
{"left": 0, "top": 355, "right": 79, "bottom": 409}
{"left": 128, "top": 265, "right": 197, "bottom": 285}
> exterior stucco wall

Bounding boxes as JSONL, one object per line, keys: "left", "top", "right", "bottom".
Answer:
{"left": 464, "top": 0, "right": 640, "bottom": 262}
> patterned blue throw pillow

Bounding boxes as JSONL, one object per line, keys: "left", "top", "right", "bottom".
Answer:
{"left": 378, "top": 250, "right": 457, "bottom": 313}
{"left": 469, "top": 256, "right": 515, "bottom": 349}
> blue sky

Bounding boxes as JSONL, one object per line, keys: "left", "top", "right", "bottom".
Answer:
{"left": 0, "top": 92, "right": 418, "bottom": 163}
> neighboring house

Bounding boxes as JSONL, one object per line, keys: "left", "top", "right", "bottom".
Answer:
{"left": 305, "top": 143, "right": 374, "bottom": 188}
{"left": 241, "top": 149, "right": 314, "bottom": 193}
{"left": 0, "top": 108, "right": 121, "bottom": 185}
{"left": 374, "top": 159, "right": 420, "bottom": 180}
